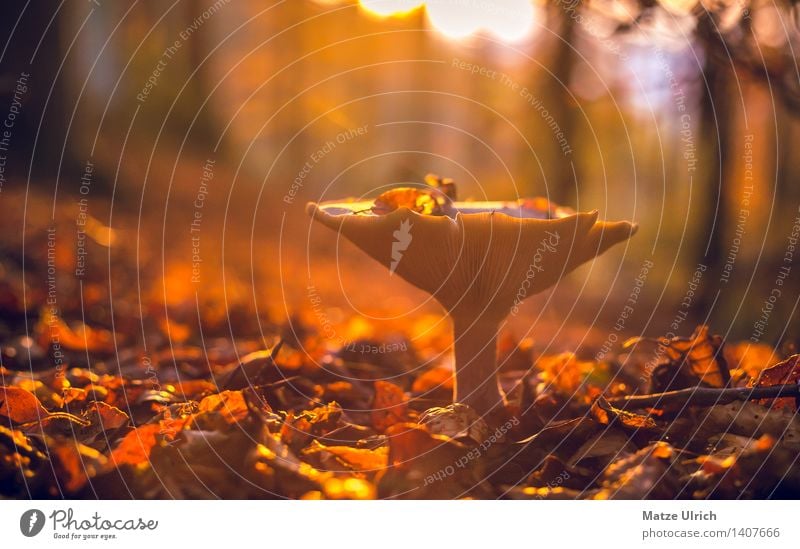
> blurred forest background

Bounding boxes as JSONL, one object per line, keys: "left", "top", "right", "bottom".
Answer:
{"left": 1, "top": 0, "right": 799, "bottom": 353}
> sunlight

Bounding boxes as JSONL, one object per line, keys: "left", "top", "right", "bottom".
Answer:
{"left": 358, "top": 0, "right": 424, "bottom": 17}
{"left": 359, "top": 0, "right": 537, "bottom": 42}
{"left": 425, "top": 1, "right": 483, "bottom": 39}
{"left": 482, "top": 0, "right": 536, "bottom": 42}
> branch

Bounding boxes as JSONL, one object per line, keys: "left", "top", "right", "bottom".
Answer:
{"left": 607, "top": 384, "right": 800, "bottom": 409}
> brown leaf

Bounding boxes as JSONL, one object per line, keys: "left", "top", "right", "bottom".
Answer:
{"left": 197, "top": 390, "right": 250, "bottom": 424}
{"left": 303, "top": 440, "right": 388, "bottom": 472}
{"left": 51, "top": 440, "right": 107, "bottom": 493}
{"left": 371, "top": 381, "right": 409, "bottom": 432}
{"left": 371, "top": 187, "right": 450, "bottom": 216}
{"left": 411, "top": 367, "right": 453, "bottom": 395}
{"left": 378, "top": 423, "right": 486, "bottom": 498}
{"left": 662, "top": 325, "right": 729, "bottom": 388}
{"left": 418, "top": 403, "right": 489, "bottom": 444}
{"left": 36, "top": 308, "right": 114, "bottom": 353}
{"left": 567, "top": 428, "right": 637, "bottom": 467}
{"left": 166, "top": 380, "right": 217, "bottom": 400}
{"left": 0, "top": 386, "right": 50, "bottom": 424}
{"left": 84, "top": 401, "right": 130, "bottom": 431}
{"left": 109, "top": 424, "right": 162, "bottom": 468}
{"left": 590, "top": 396, "right": 659, "bottom": 431}
{"left": 593, "top": 442, "right": 680, "bottom": 499}
{"left": 751, "top": 354, "right": 800, "bottom": 409}
{"left": 536, "top": 352, "right": 597, "bottom": 396}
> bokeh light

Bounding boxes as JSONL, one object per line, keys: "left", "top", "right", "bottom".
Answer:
{"left": 359, "top": 0, "right": 537, "bottom": 42}
{"left": 359, "top": 0, "right": 425, "bottom": 17}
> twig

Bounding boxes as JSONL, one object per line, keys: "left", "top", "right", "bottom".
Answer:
{"left": 607, "top": 383, "right": 800, "bottom": 409}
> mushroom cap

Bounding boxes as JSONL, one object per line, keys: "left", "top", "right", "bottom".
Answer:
{"left": 307, "top": 198, "right": 637, "bottom": 316}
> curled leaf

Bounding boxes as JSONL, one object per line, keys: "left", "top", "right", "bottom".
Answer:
{"left": 303, "top": 440, "right": 388, "bottom": 472}
{"left": 369, "top": 186, "right": 453, "bottom": 216}
{"left": 590, "top": 396, "right": 658, "bottom": 431}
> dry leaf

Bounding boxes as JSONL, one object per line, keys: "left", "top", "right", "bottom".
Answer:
{"left": 109, "top": 424, "right": 162, "bottom": 468}
{"left": 0, "top": 386, "right": 50, "bottom": 424}
{"left": 370, "top": 187, "right": 450, "bottom": 216}
{"left": 751, "top": 354, "right": 800, "bottom": 409}
{"left": 411, "top": 367, "right": 453, "bottom": 394}
{"left": 197, "top": 390, "right": 250, "bottom": 424}
{"left": 36, "top": 308, "right": 114, "bottom": 353}
{"left": 303, "top": 440, "right": 388, "bottom": 471}
{"left": 371, "top": 381, "right": 409, "bottom": 432}
{"left": 590, "top": 396, "right": 659, "bottom": 431}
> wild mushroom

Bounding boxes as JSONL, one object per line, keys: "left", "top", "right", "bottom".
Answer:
{"left": 307, "top": 182, "right": 637, "bottom": 416}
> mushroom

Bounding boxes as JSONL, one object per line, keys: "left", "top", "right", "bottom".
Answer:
{"left": 307, "top": 185, "right": 637, "bottom": 416}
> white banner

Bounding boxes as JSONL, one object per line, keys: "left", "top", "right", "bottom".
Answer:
{"left": 1, "top": 500, "right": 797, "bottom": 549}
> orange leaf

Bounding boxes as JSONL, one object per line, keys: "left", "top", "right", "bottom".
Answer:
{"left": 371, "top": 188, "right": 447, "bottom": 216}
{"left": 110, "top": 424, "right": 162, "bottom": 467}
{"left": 412, "top": 367, "right": 453, "bottom": 394}
{"left": 36, "top": 308, "right": 114, "bottom": 353}
{"left": 51, "top": 441, "right": 106, "bottom": 493}
{"left": 371, "top": 381, "right": 409, "bottom": 432}
{"left": 166, "top": 380, "right": 216, "bottom": 400}
{"left": 590, "top": 396, "right": 658, "bottom": 431}
{"left": 85, "top": 401, "right": 130, "bottom": 430}
{"left": 304, "top": 441, "right": 388, "bottom": 471}
{"left": 752, "top": 355, "right": 800, "bottom": 409}
{"left": 0, "top": 386, "right": 49, "bottom": 424}
{"left": 197, "top": 390, "right": 250, "bottom": 424}
{"left": 662, "top": 325, "right": 728, "bottom": 388}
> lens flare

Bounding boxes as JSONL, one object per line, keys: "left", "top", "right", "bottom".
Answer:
{"left": 483, "top": 0, "right": 536, "bottom": 42}
{"left": 425, "top": 0, "right": 483, "bottom": 39}
{"left": 360, "top": 0, "right": 537, "bottom": 42}
{"left": 359, "top": 0, "right": 424, "bottom": 17}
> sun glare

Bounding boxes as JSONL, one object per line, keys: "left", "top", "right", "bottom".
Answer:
{"left": 358, "top": 0, "right": 537, "bottom": 42}
{"left": 425, "top": 1, "right": 483, "bottom": 39}
{"left": 359, "top": 0, "right": 425, "bottom": 17}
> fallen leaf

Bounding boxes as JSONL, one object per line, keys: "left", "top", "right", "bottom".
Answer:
{"left": 590, "top": 396, "right": 659, "bottom": 432}
{"left": 36, "top": 308, "right": 114, "bottom": 353}
{"left": 418, "top": 403, "right": 489, "bottom": 444}
{"left": 370, "top": 187, "right": 450, "bottom": 216}
{"left": 109, "top": 424, "right": 162, "bottom": 468}
{"left": 371, "top": 381, "right": 409, "bottom": 432}
{"left": 536, "top": 352, "right": 597, "bottom": 396}
{"left": 594, "top": 442, "right": 680, "bottom": 499}
{"left": 51, "top": 440, "right": 107, "bottom": 493}
{"left": 567, "top": 428, "right": 637, "bottom": 467}
{"left": 661, "top": 325, "right": 729, "bottom": 388}
{"left": 303, "top": 440, "right": 388, "bottom": 471}
{"left": 751, "top": 354, "right": 800, "bottom": 409}
{"left": 411, "top": 366, "right": 453, "bottom": 395}
{"left": 0, "top": 386, "right": 50, "bottom": 424}
{"left": 197, "top": 390, "right": 250, "bottom": 424}
{"left": 84, "top": 401, "right": 130, "bottom": 431}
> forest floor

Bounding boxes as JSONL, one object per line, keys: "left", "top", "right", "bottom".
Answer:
{"left": 1, "top": 187, "right": 799, "bottom": 499}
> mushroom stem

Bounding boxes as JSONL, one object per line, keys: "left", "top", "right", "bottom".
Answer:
{"left": 451, "top": 311, "right": 506, "bottom": 416}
